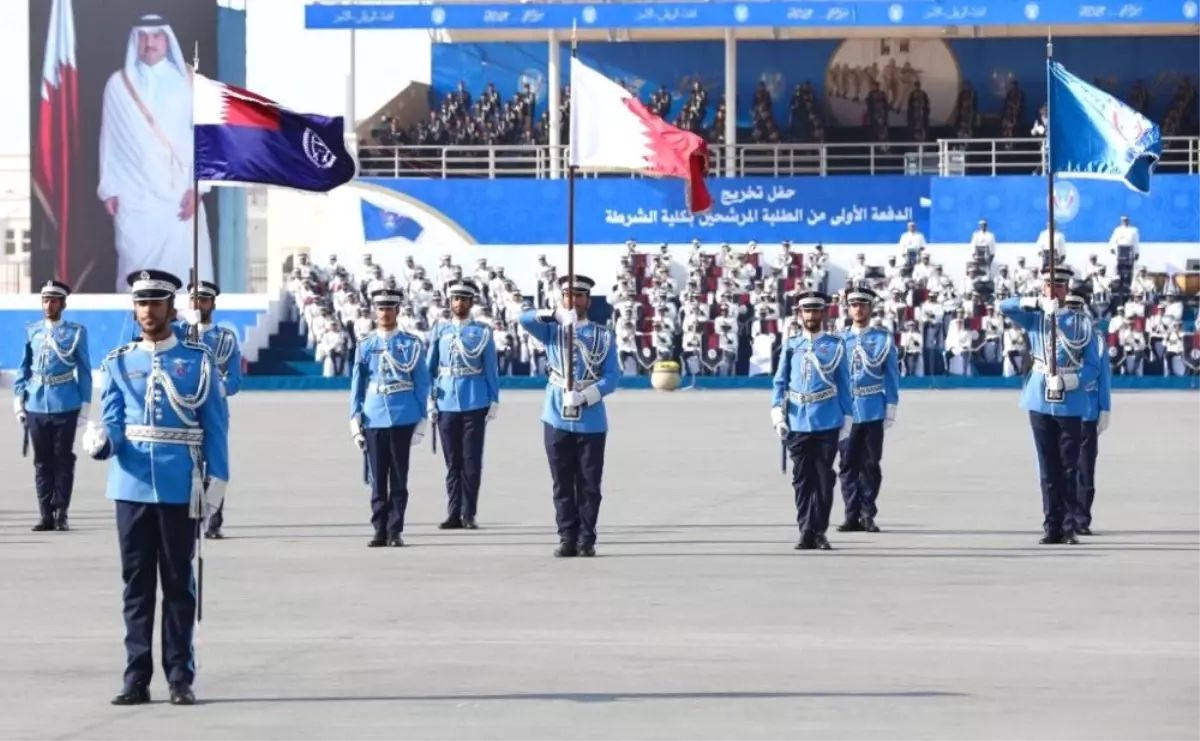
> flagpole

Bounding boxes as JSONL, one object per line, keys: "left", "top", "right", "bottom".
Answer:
{"left": 191, "top": 41, "right": 205, "bottom": 630}
{"left": 1045, "top": 30, "right": 1059, "bottom": 385}
{"left": 564, "top": 22, "right": 579, "bottom": 419}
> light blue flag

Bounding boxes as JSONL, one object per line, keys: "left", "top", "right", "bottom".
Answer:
{"left": 1047, "top": 60, "right": 1162, "bottom": 194}
{"left": 361, "top": 200, "right": 424, "bottom": 242}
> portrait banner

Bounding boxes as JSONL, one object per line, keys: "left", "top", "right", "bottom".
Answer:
{"left": 29, "top": 0, "right": 219, "bottom": 293}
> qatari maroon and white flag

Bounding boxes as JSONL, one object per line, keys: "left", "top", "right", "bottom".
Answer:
{"left": 35, "top": 0, "right": 78, "bottom": 282}
{"left": 568, "top": 57, "right": 712, "bottom": 214}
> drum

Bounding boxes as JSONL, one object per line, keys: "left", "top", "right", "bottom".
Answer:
{"left": 1174, "top": 271, "right": 1200, "bottom": 297}
{"left": 1148, "top": 271, "right": 1169, "bottom": 291}
{"left": 650, "top": 361, "right": 682, "bottom": 392}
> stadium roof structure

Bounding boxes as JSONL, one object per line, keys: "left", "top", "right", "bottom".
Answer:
{"left": 306, "top": 0, "right": 1199, "bottom": 42}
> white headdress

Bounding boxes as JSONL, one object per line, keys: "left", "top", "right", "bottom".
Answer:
{"left": 125, "top": 14, "right": 188, "bottom": 91}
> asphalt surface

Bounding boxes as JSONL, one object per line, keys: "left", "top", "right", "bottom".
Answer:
{"left": 1, "top": 389, "right": 1197, "bottom": 739}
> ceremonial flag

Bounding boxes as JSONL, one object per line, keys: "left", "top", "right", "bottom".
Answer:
{"left": 34, "top": 0, "right": 78, "bottom": 282}
{"left": 568, "top": 57, "right": 712, "bottom": 213}
{"left": 361, "top": 200, "right": 424, "bottom": 242}
{"left": 193, "top": 75, "right": 357, "bottom": 192}
{"left": 1047, "top": 60, "right": 1162, "bottom": 194}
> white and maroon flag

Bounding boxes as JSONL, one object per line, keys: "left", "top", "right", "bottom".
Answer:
{"left": 34, "top": 0, "right": 78, "bottom": 282}
{"left": 568, "top": 57, "right": 712, "bottom": 213}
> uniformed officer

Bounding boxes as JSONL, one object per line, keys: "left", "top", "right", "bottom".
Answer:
{"left": 80, "top": 270, "right": 230, "bottom": 706}
{"left": 179, "top": 280, "right": 242, "bottom": 539}
{"left": 836, "top": 285, "right": 900, "bottom": 533}
{"left": 999, "top": 265, "right": 1103, "bottom": 544}
{"left": 771, "top": 290, "right": 854, "bottom": 550}
{"left": 14, "top": 280, "right": 93, "bottom": 531}
{"left": 427, "top": 280, "right": 500, "bottom": 530}
{"left": 1067, "top": 282, "right": 1111, "bottom": 536}
{"left": 349, "top": 288, "right": 431, "bottom": 548}
{"left": 518, "top": 275, "right": 620, "bottom": 558}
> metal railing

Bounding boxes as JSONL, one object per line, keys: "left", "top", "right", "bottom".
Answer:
{"left": 937, "top": 136, "right": 1199, "bottom": 176}
{"left": 356, "top": 138, "right": 1200, "bottom": 179}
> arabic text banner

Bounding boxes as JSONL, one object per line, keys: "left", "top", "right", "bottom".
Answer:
{"left": 305, "top": 2, "right": 1199, "bottom": 30}
{"left": 367, "top": 176, "right": 929, "bottom": 245}
{"left": 929, "top": 175, "right": 1200, "bottom": 243}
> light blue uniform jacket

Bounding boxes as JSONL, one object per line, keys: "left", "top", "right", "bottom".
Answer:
{"left": 999, "top": 298, "right": 1103, "bottom": 418}
{"left": 518, "top": 310, "right": 619, "bottom": 434}
{"left": 350, "top": 330, "right": 430, "bottom": 429}
{"left": 839, "top": 326, "right": 900, "bottom": 424}
{"left": 772, "top": 332, "right": 854, "bottom": 433}
{"left": 14, "top": 319, "right": 93, "bottom": 415}
{"left": 426, "top": 319, "right": 500, "bottom": 413}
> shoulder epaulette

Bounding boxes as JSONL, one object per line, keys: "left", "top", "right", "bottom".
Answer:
{"left": 104, "top": 342, "right": 138, "bottom": 362}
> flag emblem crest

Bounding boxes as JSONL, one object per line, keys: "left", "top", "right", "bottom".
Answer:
{"left": 302, "top": 129, "right": 338, "bottom": 170}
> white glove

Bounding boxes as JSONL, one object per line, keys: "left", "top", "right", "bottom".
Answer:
{"left": 1045, "top": 374, "right": 1065, "bottom": 393}
{"left": 884, "top": 405, "right": 896, "bottom": 431}
{"left": 411, "top": 419, "right": 427, "bottom": 447}
{"left": 76, "top": 403, "right": 90, "bottom": 428}
{"left": 12, "top": 396, "right": 24, "bottom": 420}
{"left": 1038, "top": 297, "right": 1059, "bottom": 314}
{"left": 486, "top": 402, "right": 499, "bottom": 421}
{"left": 563, "top": 389, "right": 585, "bottom": 408}
{"left": 427, "top": 398, "right": 438, "bottom": 420}
{"left": 535, "top": 309, "right": 556, "bottom": 323}
{"left": 353, "top": 433, "right": 366, "bottom": 451}
{"left": 1097, "top": 411, "right": 1110, "bottom": 435}
{"left": 555, "top": 307, "right": 578, "bottom": 327}
{"left": 82, "top": 421, "right": 109, "bottom": 458}
{"left": 181, "top": 308, "right": 202, "bottom": 325}
{"left": 350, "top": 416, "right": 365, "bottom": 450}
{"left": 204, "top": 478, "right": 227, "bottom": 520}
{"left": 839, "top": 415, "right": 854, "bottom": 441}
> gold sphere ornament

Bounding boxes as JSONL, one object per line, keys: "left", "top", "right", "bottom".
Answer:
{"left": 650, "top": 360, "right": 682, "bottom": 392}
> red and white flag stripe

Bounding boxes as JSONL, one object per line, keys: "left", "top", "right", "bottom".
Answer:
{"left": 35, "top": 0, "right": 78, "bottom": 283}
{"left": 568, "top": 57, "right": 712, "bottom": 214}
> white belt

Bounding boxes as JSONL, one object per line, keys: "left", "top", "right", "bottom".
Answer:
{"left": 439, "top": 365, "right": 482, "bottom": 377}
{"left": 788, "top": 387, "right": 837, "bottom": 404}
{"left": 126, "top": 425, "right": 204, "bottom": 447}
{"left": 1032, "top": 359, "right": 1080, "bottom": 376}
{"left": 549, "top": 372, "right": 596, "bottom": 390}
{"left": 853, "top": 384, "right": 883, "bottom": 397}
{"left": 34, "top": 371, "right": 75, "bottom": 386}
{"left": 373, "top": 381, "right": 414, "bottom": 394}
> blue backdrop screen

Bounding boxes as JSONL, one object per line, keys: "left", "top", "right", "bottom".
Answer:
{"left": 368, "top": 176, "right": 929, "bottom": 245}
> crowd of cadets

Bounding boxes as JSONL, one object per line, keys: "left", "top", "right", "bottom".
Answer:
{"left": 284, "top": 217, "right": 1198, "bottom": 381}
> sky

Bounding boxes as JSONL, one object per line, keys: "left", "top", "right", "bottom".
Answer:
{"left": 0, "top": 0, "right": 431, "bottom": 156}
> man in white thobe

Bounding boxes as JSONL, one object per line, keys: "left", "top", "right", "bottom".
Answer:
{"left": 98, "top": 15, "right": 213, "bottom": 291}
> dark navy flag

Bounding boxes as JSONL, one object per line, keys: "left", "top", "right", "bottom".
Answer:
{"left": 1047, "top": 61, "right": 1162, "bottom": 194}
{"left": 193, "top": 75, "right": 357, "bottom": 192}
{"left": 361, "top": 200, "right": 424, "bottom": 242}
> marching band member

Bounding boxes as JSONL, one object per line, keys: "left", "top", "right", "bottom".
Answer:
{"left": 771, "top": 290, "right": 854, "bottom": 551}
{"left": 1066, "top": 282, "right": 1109, "bottom": 537}
{"left": 1002, "top": 320, "right": 1027, "bottom": 376}
{"left": 899, "top": 320, "right": 923, "bottom": 376}
{"left": 980, "top": 306, "right": 1004, "bottom": 364}
{"left": 944, "top": 309, "right": 977, "bottom": 376}
{"left": 1109, "top": 215, "right": 1140, "bottom": 290}
{"left": 349, "top": 288, "right": 431, "bottom": 548}
{"left": 999, "top": 265, "right": 1103, "bottom": 545}
{"left": 14, "top": 280, "right": 92, "bottom": 532}
{"left": 970, "top": 219, "right": 996, "bottom": 269}
{"left": 82, "top": 270, "right": 229, "bottom": 706}
{"left": 837, "top": 286, "right": 899, "bottom": 534}
{"left": 1164, "top": 319, "right": 1187, "bottom": 377}
{"left": 1036, "top": 224, "right": 1067, "bottom": 269}
{"left": 897, "top": 221, "right": 926, "bottom": 267}
{"left": 518, "top": 275, "right": 619, "bottom": 558}
{"left": 177, "top": 280, "right": 242, "bottom": 538}
{"left": 616, "top": 320, "right": 640, "bottom": 376}
{"left": 427, "top": 280, "right": 500, "bottom": 530}
{"left": 1117, "top": 320, "right": 1146, "bottom": 376}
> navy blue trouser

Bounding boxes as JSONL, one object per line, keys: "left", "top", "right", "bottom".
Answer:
{"left": 1028, "top": 412, "right": 1084, "bottom": 536}
{"left": 787, "top": 429, "right": 840, "bottom": 534}
{"left": 365, "top": 425, "right": 415, "bottom": 538}
{"left": 543, "top": 424, "right": 606, "bottom": 545}
{"left": 437, "top": 408, "right": 489, "bottom": 520}
{"left": 838, "top": 420, "right": 885, "bottom": 521}
{"left": 115, "top": 500, "right": 197, "bottom": 688}
{"left": 26, "top": 410, "right": 78, "bottom": 521}
{"left": 1078, "top": 420, "right": 1099, "bottom": 529}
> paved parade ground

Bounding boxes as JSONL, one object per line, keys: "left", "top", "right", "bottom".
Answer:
{"left": 1, "top": 390, "right": 1197, "bottom": 739}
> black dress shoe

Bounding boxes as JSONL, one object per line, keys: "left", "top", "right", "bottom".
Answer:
{"left": 438, "top": 517, "right": 463, "bottom": 530}
{"left": 795, "top": 531, "right": 818, "bottom": 550}
{"left": 554, "top": 542, "right": 578, "bottom": 558}
{"left": 1077, "top": 526, "right": 1093, "bottom": 536}
{"left": 204, "top": 529, "right": 224, "bottom": 540}
{"left": 367, "top": 537, "right": 387, "bottom": 548}
{"left": 54, "top": 512, "right": 70, "bottom": 531}
{"left": 111, "top": 685, "right": 151, "bottom": 706}
{"left": 31, "top": 520, "right": 54, "bottom": 533}
{"left": 1062, "top": 532, "right": 1080, "bottom": 545}
{"left": 861, "top": 517, "right": 880, "bottom": 533}
{"left": 462, "top": 518, "right": 479, "bottom": 530}
{"left": 387, "top": 536, "right": 405, "bottom": 547}
{"left": 578, "top": 543, "right": 596, "bottom": 558}
{"left": 169, "top": 683, "right": 195, "bottom": 705}
{"left": 837, "top": 519, "right": 864, "bottom": 533}
{"left": 815, "top": 534, "right": 833, "bottom": 550}
{"left": 1039, "top": 533, "right": 1063, "bottom": 545}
